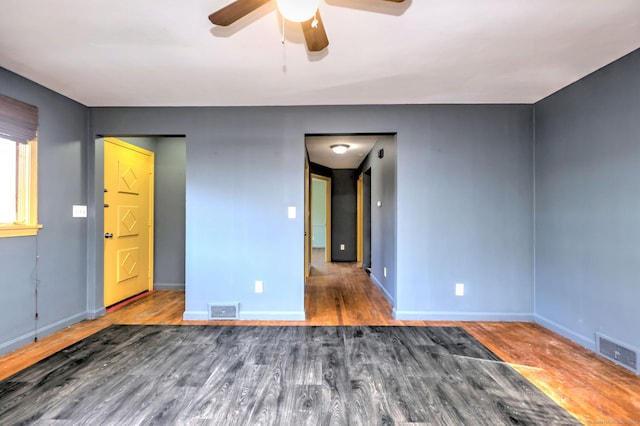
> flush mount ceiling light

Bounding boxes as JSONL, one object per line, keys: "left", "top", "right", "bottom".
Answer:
{"left": 276, "top": 0, "right": 320, "bottom": 22}
{"left": 331, "top": 144, "right": 350, "bottom": 154}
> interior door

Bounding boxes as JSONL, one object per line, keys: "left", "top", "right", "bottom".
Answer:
{"left": 104, "top": 138, "right": 154, "bottom": 307}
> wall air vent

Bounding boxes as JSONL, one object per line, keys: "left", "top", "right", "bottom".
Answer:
{"left": 207, "top": 303, "right": 239, "bottom": 320}
{"left": 595, "top": 332, "right": 638, "bottom": 374}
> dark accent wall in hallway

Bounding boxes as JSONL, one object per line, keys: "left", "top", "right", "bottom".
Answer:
{"left": 309, "top": 161, "right": 331, "bottom": 178}
{"left": 331, "top": 169, "right": 358, "bottom": 261}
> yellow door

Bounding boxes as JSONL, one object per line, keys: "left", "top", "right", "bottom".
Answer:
{"left": 104, "top": 138, "right": 154, "bottom": 307}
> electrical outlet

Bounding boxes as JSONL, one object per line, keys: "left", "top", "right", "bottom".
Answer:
{"left": 455, "top": 283, "right": 464, "bottom": 296}
{"left": 255, "top": 281, "right": 263, "bottom": 293}
{"left": 383, "top": 267, "right": 387, "bottom": 277}
{"left": 340, "top": 244, "right": 345, "bottom": 251}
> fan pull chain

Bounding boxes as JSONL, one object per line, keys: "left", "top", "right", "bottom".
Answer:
{"left": 282, "top": 16, "right": 285, "bottom": 45}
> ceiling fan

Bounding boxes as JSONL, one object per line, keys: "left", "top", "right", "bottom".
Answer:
{"left": 209, "top": 0, "right": 406, "bottom": 52}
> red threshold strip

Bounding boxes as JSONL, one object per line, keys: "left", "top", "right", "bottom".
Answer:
{"left": 106, "top": 290, "right": 153, "bottom": 313}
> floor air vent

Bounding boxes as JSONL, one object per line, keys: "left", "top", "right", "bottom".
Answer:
{"left": 596, "top": 333, "right": 638, "bottom": 374}
{"left": 207, "top": 303, "right": 239, "bottom": 320}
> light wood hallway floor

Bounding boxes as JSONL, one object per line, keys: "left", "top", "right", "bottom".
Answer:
{"left": 1, "top": 250, "right": 638, "bottom": 424}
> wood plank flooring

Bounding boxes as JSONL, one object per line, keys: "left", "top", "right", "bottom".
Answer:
{"left": 0, "top": 325, "right": 581, "bottom": 425}
{"left": 1, "top": 249, "right": 639, "bottom": 424}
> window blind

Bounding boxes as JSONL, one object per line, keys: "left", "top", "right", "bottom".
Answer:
{"left": 0, "top": 93, "right": 38, "bottom": 144}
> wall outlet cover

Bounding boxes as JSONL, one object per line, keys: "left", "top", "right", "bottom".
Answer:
{"left": 72, "top": 205, "right": 87, "bottom": 218}
{"left": 287, "top": 206, "right": 296, "bottom": 219}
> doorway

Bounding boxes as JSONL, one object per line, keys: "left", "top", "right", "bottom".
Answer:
{"left": 304, "top": 133, "right": 397, "bottom": 315}
{"left": 311, "top": 174, "right": 331, "bottom": 265}
{"left": 95, "top": 135, "right": 186, "bottom": 314}
{"left": 103, "top": 138, "right": 154, "bottom": 307}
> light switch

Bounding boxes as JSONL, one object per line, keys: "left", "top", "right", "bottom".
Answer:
{"left": 377, "top": 201, "right": 382, "bottom": 207}
{"left": 72, "top": 205, "right": 87, "bottom": 218}
{"left": 288, "top": 206, "right": 296, "bottom": 219}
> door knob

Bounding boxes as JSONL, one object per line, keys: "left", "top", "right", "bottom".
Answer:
{"left": 104, "top": 233, "right": 114, "bottom": 239}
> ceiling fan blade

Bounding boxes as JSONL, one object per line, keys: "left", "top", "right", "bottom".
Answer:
{"left": 209, "top": 0, "right": 271, "bottom": 26}
{"left": 301, "top": 10, "right": 329, "bottom": 52}
{"left": 384, "top": 0, "right": 405, "bottom": 2}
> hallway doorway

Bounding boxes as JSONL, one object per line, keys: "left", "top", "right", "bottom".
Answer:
{"left": 304, "top": 133, "right": 397, "bottom": 319}
{"left": 305, "top": 248, "right": 393, "bottom": 325}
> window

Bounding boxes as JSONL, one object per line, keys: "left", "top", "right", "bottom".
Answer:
{"left": 0, "top": 94, "right": 41, "bottom": 238}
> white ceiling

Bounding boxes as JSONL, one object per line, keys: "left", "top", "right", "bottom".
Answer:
{"left": 0, "top": 0, "right": 638, "bottom": 107}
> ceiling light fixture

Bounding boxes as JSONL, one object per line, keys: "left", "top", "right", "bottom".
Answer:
{"left": 331, "top": 144, "right": 350, "bottom": 155}
{"left": 276, "top": 0, "right": 320, "bottom": 22}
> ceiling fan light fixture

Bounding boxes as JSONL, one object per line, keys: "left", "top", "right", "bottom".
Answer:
{"left": 276, "top": 0, "right": 320, "bottom": 23}
{"left": 331, "top": 144, "right": 350, "bottom": 155}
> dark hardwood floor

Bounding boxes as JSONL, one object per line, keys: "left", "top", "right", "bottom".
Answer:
{"left": 1, "top": 249, "right": 638, "bottom": 424}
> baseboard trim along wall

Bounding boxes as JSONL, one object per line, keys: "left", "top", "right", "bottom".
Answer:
{"left": 154, "top": 283, "right": 186, "bottom": 290}
{"left": 86, "top": 307, "right": 106, "bottom": 320}
{"left": 369, "top": 273, "right": 395, "bottom": 305}
{"left": 239, "top": 311, "right": 306, "bottom": 321}
{"left": 0, "top": 312, "right": 87, "bottom": 356}
{"left": 534, "top": 314, "right": 595, "bottom": 351}
{"left": 183, "top": 310, "right": 306, "bottom": 321}
{"left": 394, "top": 311, "right": 535, "bottom": 322}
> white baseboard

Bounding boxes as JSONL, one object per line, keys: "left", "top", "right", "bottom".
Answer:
{"left": 86, "top": 307, "right": 106, "bottom": 320}
{"left": 182, "top": 310, "right": 208, "bottom": 320}
{"left": 154, "top": 283, "right": 185, "bottom": 290}
{"left": 369, "top": 273, "right": 395, "bottom": 305}
{"left": 0, "top": 312, "right": 88, "bottom": 356}
{"left": 239, "top": 311, "right": 306, "bottom": 321}
{"left": 394, "top": 310, "right": 534, "bottom": 322}
{"left": 534, "top": 314, "right": 595, "bottom": 351}
{"left": 183, "top": 310, "right": 306, "bottom": 321}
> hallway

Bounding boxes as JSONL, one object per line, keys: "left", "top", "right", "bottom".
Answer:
{"left": 305, "top": 248, "right": 394, "bottom": 325}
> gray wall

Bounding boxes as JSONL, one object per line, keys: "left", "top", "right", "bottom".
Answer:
{"left": 359, "top": 136, "right": 397, "bottom": 303}
{"left": 0, "top": 68, "right": 89, "bottom": 355}
{"left": 154, "top": 137, "right": 186, "bottom": 289}
{"left": 331, "top": 169, "right": 357, "bottom": 261}
{"left": 395, "top": 106, "right": 534, "bottom": 320}
{"left": 91, "top": 104, "right": 534, "bottom": 322}
{"left": 534, "top": 49, "right": 640, "bottom": 351}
